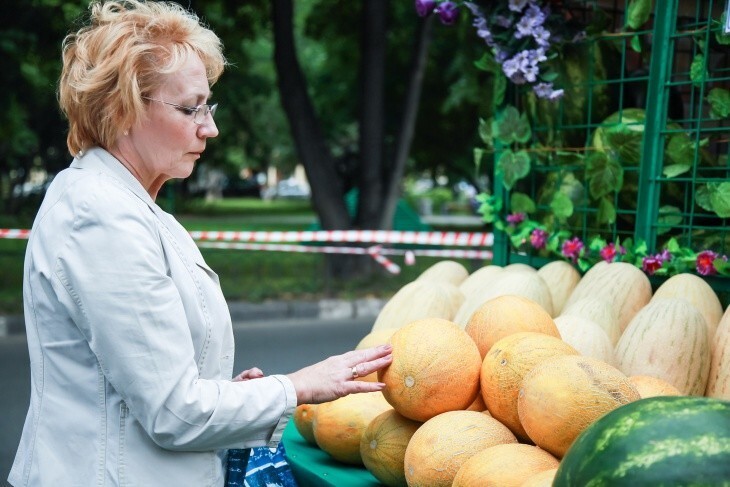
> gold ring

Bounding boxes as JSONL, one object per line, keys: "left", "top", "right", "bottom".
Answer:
{"left": 351, "top": 366, "right": 359, "bottom": 379}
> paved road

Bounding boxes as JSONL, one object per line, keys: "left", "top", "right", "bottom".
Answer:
{"left": 0, "top": 316, "right": 373, "bottom": 485}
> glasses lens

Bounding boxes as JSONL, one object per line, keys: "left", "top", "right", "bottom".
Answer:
{"left": 194, "top": 104, "right": 217, "bottom": 124}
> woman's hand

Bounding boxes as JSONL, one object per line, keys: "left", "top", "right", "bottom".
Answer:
{"left": 232, "top": 367, "right": 265, "bottom": 382}
{"left": 286, "top": 344, "right": 393, "bottom": 405}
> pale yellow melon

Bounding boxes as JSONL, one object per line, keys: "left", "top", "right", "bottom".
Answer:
{"left": 458, "top": 265, "right": 504, "bottom": 299}
{"left": 521, "top": 468, "right": 558, "bottom": 487}
{"left": 560, "top": 296, "right": 621, "bottom": 345}
{"left": 371, "top": 280, "right": 464, "bottom": 332}
{"left": 706, "top": 305, "right": 730, "bottom": 399}
{"left": 628, "top": 375, "right": 682, "bottom": 398}
{"left": 615, "top": 298, "right": 710, "bottom": 396}
{"left": 651, "top": 273, "right": 723, "bottom": 339}
{"left": 537, "top": 260, "right": 581, "bottom": 316}
{"left": 415, "top": 260, "right": 469, "bottom": 286}
{"left": 554, "top": 315, "right": 615, "bottom": 365}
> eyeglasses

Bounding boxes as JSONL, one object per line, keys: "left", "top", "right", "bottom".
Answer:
{"left": 143, "top": 96, "right": 218, "bottom": 125}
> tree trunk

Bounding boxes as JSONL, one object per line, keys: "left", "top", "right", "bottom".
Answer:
{"left": 271, "top": 0, "right": 350, "bottom": 230}
{"left": 355, "top": 0, "right": 388, "bottom": 230}
{"left": 380, "top": 14, "right": 435, "bottom": 229}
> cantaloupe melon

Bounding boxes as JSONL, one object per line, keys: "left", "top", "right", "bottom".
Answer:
{"left": 554, "top": 315, "right": 615, "bottom": 365}
{"left": 615, "top": 298, "right": 710, "bottom": 396}
{"left": 651, "top": 273, "right": 723, "bottom": 339}
{"left": 415, "top": 260, "right": 469, "bottom": 286}
{"left": 404, "top": 410, "right": 517, "bottom": 487}
{"left": 312, "top": 392, "right": 392, "bottom": 465}
{"left": 465, "top": 295, "right": 560, "bottom": 359}
{"left": 628, "top": 375, "right": 682, "bottom": 398}
{"left": 371, "top": 280, "right": 464, "bottom": 332}
{"left": 481, "top": 332, "right": 579, "bottom": 441}
{"left": 518, "top": 355, "right": 640, "bottom": 458}
{"left": 560, "top": 296, "right": 621, "bottom": 345}
{"left": 521, "top": 468, "right": 558, "bottom": 487}
{"left": 292, "top": 403, "right": 318, "bottom": 445}
{"left": 451, "top": 443, "right": 559, "bottom": 487}
{"left": 706, "top": 305, "right": 730, "bottom": 399}
{"left": 537, "top": 260, "right": 581, "bottom": 316}
{"left": 379, "top": 318, "right": 482, "bottom": 421}
{"left": 359, "top": 409, "right": 421, "bottom": 487}
{"left": 564, "top": 262, "right": 651, "bottom": 332}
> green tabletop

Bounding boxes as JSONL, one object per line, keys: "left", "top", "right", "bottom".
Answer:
{"left": 282, "top": 421, "right": 383, "bottom": 487}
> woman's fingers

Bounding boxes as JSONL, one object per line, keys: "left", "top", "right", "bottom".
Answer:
{"left": 232, "top": 367, "right": 265, "bottom": 382}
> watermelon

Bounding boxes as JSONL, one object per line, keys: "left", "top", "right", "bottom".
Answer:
{"left": 553, "top": 396, "right": 730, "bottom": 486}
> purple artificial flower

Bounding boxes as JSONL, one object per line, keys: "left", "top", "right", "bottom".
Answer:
{"left": 415, "top": 0, "right": 437, "bottom": 17}
{"left": 530, "top": 228, "right": 549, "bottom": 249}
{"left": 434, "top": 1, "right": 459, "bottom": 25}
{"left": 494, "top": 15, "right": 513, "bottom": 28}
{"left": 658, "top": 249, "right": 672, "bottom": 262}
{"left": 561, "top": 237, "right": 584, "bottom": 263}
{"left": 463, "top": 1, "right": 481, "bottom": 16}
{"left": 508, "top": 0, "right": 530, "bottom": 13}
{"left": 599, "top": 243, "right": 626, "bottom": 263}
{"left": 642, "top": 254, "right": 664, "bottom": 275}
{"left": 533, "top": 25, "right": 551, "bottom": 48}
{"left": 696, "top": 250, "right": 725, "bottom": 276}
{"left": 533, "top": 82, "right": 564, "bottom": 100}
{"left": 506, "top": 212, "right": 526, "bottom": 225}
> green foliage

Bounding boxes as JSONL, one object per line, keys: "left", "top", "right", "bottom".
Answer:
{"left": 696, "top": 182, "right": 730, "bottom": 218}
{"left": 626, "top": 0, "right": 653, "bottom": 29}
{"left": 707, "top": 88, "right": 730, "bottom": 119}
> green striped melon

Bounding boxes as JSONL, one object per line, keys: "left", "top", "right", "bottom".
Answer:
{"left": 553, "top": 396, "right": 730, "bottom": 486}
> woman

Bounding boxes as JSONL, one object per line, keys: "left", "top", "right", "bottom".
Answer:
{"left": 8, "top": 1, "right": 392, "bottom": 486}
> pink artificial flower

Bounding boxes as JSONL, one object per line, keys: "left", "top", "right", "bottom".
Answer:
{"left": 642, "top": 254, "right": 664, "bottom": 275}
{"left": 530, "top": 228, "right": 548, "bottom": 249}
{"left": 696, "top": 250, "right": 722, "bottom": 276}
{"left": 506, "top": 212, "right": 526, "bottom": 225}
{"left": 561, "top": 237, "right": 584, "bottom": 262}
{"left": 599, "top": 242, "right": 625, "bottom": 263}
{"left": 658, "top": 249, "right": 672, "bottom": 262}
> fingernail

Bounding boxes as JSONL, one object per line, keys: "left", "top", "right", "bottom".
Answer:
{"left": 380, "top": 344, "right": 392, "bottom": 351}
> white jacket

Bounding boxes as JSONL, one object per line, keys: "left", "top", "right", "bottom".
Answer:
{"left": 8, "top": 147, "right": 297, "bottom": 486}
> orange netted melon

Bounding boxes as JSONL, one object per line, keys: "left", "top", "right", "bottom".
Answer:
{"left": 465, "top": 295, "right": 560, "bottom": 359}
{"left": 292, "top": 403, "right": 318, "bottom": 445}
{"left": 628, "top": 375, "right": 682, "bottom": 398}
{"left": 379, "top": 318, "right": 482, "bottom": 422}
{"left": 404, "top": 410, "right": 517, "bottom": 487}
{"left": 355, "top": 329, "right": 397, "bottom": 382}
{"left": 359, "top": 409, "right": 421, "bottom": 487}
{"left": 518, "top": 355, "right": 640, "bottom": 458}
{"left": 371, "top": 280, "right": 465, "bottom": 332}
{"left": 452, "top": 443, "right": 559, "bottom": 487}
{"left": 466, "top": 392, "right": 487, "bottom": 412}
{"left": 536, "top": 260, "right": 581, "bottom": 316}
{"left": 312, "top": 391, "right": 392, "bottom": 465}
{"left": 481, "top": 332, "right": 579, "bottom": 441}
{"left": 521, "top": 468, "right": 558, "bottom": 487}
{"left": 415, "top": 259, "right": 469, "bottom": 286}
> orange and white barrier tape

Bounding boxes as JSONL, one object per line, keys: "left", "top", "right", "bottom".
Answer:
{"left": 1, "top": 228, "right": 493, "bottom": 275}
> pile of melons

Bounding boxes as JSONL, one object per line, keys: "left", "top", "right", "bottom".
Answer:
{"left": 293, "top": 260, "right": 730, "bottom": 487}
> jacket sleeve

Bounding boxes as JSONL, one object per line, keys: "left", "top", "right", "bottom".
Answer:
{"left": 51, "top": 182, "right": 296, "bottom": 451}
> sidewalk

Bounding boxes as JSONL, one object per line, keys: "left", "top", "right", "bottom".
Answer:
{"left": 0, "top": 297, "right": 387, "bottom": 337}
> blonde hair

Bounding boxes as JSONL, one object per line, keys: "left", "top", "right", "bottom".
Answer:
{"left": 59, "top": 0, "right": 226, "bottom": 155}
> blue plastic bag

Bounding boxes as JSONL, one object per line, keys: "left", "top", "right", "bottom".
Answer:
{"left": 226, "top": 443, "right": 299, "bottom": 487}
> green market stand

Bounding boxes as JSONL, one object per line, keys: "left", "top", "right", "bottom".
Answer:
{"left": 282, "top": 421, "right": 383, "bottom": 486}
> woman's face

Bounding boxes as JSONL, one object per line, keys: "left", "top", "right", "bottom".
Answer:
{"left": 124, "top": 53, "right": 218, "bottom": 191}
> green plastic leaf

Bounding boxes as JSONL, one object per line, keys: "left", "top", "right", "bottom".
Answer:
{"left": 496, "top": 149, "right": 531, "bottom": 191}
{"left": 689, "top": 54, "right": 707, "bottom": 85}
{"left": 603, "top": 124, "right": 644, "bottom": 165}
{"left": 717, "top": 13, "right": 730, "bottom": 45}
{"left": 493, "top": 73, "right": 507, "bottom": 107}
{"left": 550, "top": 192, "right": 574, "bottom": 221}
{"left": 478, "top": 117, "right": 494, "bottom": 148}
{"left": 586, "top": 151, "right": 623, "bottom": 199}
{"left": 696, "top": 182, "right": 730, "bottom": 218}
{"left": 662, "top": 164, "right": 691, "bottom": 178}
{"left": 493, "top": 106, "right": 531, "bottom": 145}
{"left": 510, "top": 192, "right": 536, "bottom": 214}
{"left": 476, "top": 194, "right": 502, "bottom": 223}
{"left": 597, "top": 197, "right": 616, "bottom": 225}
{"left": 626, "top": 0, "right": 653, "bottom": 29}
{"left": 630, "top": 35, "right": 642, "bottom": 53}
{"left": 473, "top": 148, "right": 485, "bottom": 174}
{"left": 707, "top": 88, "right": 730, "bottom": 119}
{"left": 657, "top": 206, "right": 683, "bottom": 235}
